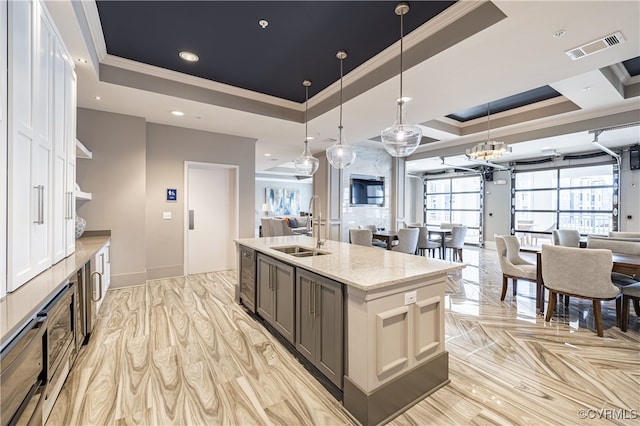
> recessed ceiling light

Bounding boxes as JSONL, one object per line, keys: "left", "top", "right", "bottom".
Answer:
{"left": 553, "top": 30, "right": 566, "bottom": 39}
{"left": 78, "top": 58, "right": 88, "bottom": 63}
{"left": 583, "top": 86, "right": 592, "bottom": 91}
{"left": 264, "top": 153, "right": 272, "bottom": 157}
{"left": 179, "top": 51, "right": 199, "bottom": 62}
{"left": 258, "top": 19, "right": 268, "bottom": 29}
{"left": 306, "top": 136, "right": 314, "bottom": 141}
{"left": 94, "top": 96, "right": 101, "bottom": 101}
{"left": 171, "top": 110, "right": 184, "bottom": 116}
{"left": 397, "top": 96, "right": 413, "bottom": 103}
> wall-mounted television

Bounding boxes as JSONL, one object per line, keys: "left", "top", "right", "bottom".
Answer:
{"left": 350, "top": 174, "right": 385, "bottom": 206}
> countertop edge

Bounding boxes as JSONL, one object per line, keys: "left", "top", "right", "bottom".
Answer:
{"left": 235, "top": 236, "right": 464, "bottom": 291}
{"left": 0, "top": 234, "right": 111, "bottom": 348}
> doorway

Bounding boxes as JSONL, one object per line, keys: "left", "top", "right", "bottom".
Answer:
{"left": 184, "top": 161, "right": 238, "bottom": 275}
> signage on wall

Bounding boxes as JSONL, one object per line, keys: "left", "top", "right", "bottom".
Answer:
{"left": 166, "top": 188, "right": 177, "bottom": 202}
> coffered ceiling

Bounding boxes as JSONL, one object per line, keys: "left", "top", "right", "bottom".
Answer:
{"left": 45, "top": 1, "right": 640, "bottom": 175}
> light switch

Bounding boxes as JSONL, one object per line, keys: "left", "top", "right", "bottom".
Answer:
{"left": 162, "top": 212, "right": 172, "bottom": 220}
{"left": 404, "top": 291, "right": 417, "bottom": 305}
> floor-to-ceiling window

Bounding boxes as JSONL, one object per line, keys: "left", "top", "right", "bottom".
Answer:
{"left": 512, "top": 163, "right": 617, "bottom": 249}
{"left": 424, "top": 175, "right": 483, "bottom": 245}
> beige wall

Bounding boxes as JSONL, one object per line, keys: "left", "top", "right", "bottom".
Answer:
{"left": 145, "top": 123, "right": 255, "bottom": 279}
{"left": 76, "top": 109, "right": 256, "bottom": 286}
{"left": 76, "top": 108, "right": 147, "bottom": 287}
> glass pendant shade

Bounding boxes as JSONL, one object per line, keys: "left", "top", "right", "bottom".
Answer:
{"left": 326, "top": 126, "right": 356, "bottom": 169}
{"left": 294, "top": 142, "right": 319, "bottom": 176}
{"left": 294, "top": 80, "right": 320, "bottom": 176}
{"left": 326, "top": 50, "right": 355, "bottom": 169}
{"left": 381, "top": 100, "right": 422, "bottom": 157}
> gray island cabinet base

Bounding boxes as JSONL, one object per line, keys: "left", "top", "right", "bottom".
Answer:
{"left": 235, "top": 235, "right": 463, "bottom": 425}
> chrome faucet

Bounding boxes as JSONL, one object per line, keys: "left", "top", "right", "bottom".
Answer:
{"left": 306, "top": 195, "right": 326, "bottom": 248}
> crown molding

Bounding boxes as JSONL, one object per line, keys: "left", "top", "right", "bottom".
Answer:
{"left": 80, "top": 0, "right": 107, "bottom": 61}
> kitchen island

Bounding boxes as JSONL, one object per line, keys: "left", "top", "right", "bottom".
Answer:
{"left": 235, "top": 235, "right": 464, "bottom": 425}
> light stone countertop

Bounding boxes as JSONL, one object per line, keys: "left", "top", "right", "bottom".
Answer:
{"left": 1, "top": 234, "right": 111, "bottom": 348}
{"left": 235, "top": 235, "right": 464, "bottom": 291}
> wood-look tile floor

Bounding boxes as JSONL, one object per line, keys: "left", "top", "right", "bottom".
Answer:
{"left": 47, "top": 249, "right": 640, "bottom": 426}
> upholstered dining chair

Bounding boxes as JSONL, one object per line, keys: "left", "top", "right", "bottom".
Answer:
{"left": 552, "top": 229, "right": 581, "bottom": 247}
{"left": 444, "top": 226, "right": 467, "bottom": 262}
{"left": 350, "top": 229, "right": 373, "bottom": 247}
{"left": 495, "top": 235, "right": 537, "bottom": 301}
{"left": 261, "top": 218, "right": 272, "bottom": 237}
{"left": 416, "top": 226, "right": 440, "bottom": 257}
{"left": 542, "top": 244, "right": 620, "bottom": 337}
{"left": 392, "top": 228, "right": 419, "bottom": 254}
{"left": 359, "top": 224, "right": 387, "bottom": 248}
{"left": 620, "top": 282, "right": 640, "bottom": 332}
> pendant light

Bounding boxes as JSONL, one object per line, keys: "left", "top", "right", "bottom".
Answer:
{"left": 380, "top": 2, "right": 422, "bottom": 157}
{"left": 294, "top": 80, "right": 319, "bottom": 176}
{"left": 326, "top": 50, "right": 356, "bottom": 169}
{"left": 465, "top": 103, "right": 511, "bottom": 161}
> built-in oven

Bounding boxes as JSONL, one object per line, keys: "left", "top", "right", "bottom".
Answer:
{"left": 0, "top": 316, "right": 47, "bottom": 426}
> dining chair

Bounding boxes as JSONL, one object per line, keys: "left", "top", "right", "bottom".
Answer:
{"left": 359, "top": 224, "right": 387, "bottom": 248}
{"left": 350, "top": 229, "right": 373, "bottom": 247}
{"left": 552, "top": 229, "right": 581, "bottom": 247}
{"left": 587, "top": 235, "right": 640, "bottom": 289}
{"left": 620, "top": 282, "right": 640, "bottom": 332}
{"left": 391, "top": 228, "right": 419, "bottom": 254}
{"left": 416, "top": 226, "right": 440, "bottom": 257}
{"left": 260, "top": 218, "right": 272, "bottom": 237}
{"left": 542, "top": 244, "right": 620, "bottom": 337}
{"left": 495, "top": 235, "right": 537, "bottom": 301}
{"left": 444, "top": 226, "right": 467, "bottom": 262}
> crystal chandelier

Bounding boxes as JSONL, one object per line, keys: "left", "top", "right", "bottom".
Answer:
{"left": 294, "top": 80, "right": 319, "bottom": 176}
{"left": 380, "top": 2, "right": 422, "bottom": 157}
{"left": 466, "top": 103, "right": 511, "bottom": 161}
{"left": 326, "top": 50, "right": 356, "bottom": 169}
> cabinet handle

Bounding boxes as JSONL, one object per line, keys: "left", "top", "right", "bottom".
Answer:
{"left": 309, "top": 281, "right": 313, "bottom": 316}
{"left": 313, "top": 283, "right": 322, "bottom": 317}
{"left": 66, "top": 191, "right": 73, "bottom": 220}
{"left": 33, "top": 185, "right": 45, "bottom": 224}
{"left": 91, "top": 271, "right": 103, "bottom": 302}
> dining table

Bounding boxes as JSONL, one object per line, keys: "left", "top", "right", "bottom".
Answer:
{"left": 371, "top": 230, "right": 398, "bottom": 250}
{"left": 535, "top": 250, "right": 640, "bottom": 314}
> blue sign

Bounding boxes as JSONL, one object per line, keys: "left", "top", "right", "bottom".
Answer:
{"left": 167, "top": 188, "right": 177, "bottom": 202}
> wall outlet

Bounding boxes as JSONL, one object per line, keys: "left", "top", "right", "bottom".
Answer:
{"left": 404, "top": 291, "right": 417, "bottom": 305}
{"left": 162, "top": 212, "right": 172, "bottom": 220}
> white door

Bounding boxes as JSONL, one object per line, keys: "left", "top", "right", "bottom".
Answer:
{"left": 185, "top": 162, "right": 238, "bottom": 274}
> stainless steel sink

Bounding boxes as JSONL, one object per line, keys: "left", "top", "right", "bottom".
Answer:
{"left": 271, "top": 245, "right": 330, "bottom": 257}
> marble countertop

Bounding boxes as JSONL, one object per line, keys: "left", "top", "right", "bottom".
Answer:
{"left": 235, "top": 235, "right": 464, "bottom": 291}
{"left": 1, "top": 234, "right": 111, "bottom": 348}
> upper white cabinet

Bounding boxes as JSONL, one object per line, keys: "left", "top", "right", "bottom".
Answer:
{"left": 1, "top": 0, "right": 8, "bottom": 300}
{"left": 7, "top": 0, "right": 76, "bottom": 291}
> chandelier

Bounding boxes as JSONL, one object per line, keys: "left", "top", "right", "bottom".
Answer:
{"left": 466, "top": 103, "right": 511, "bottom": 161}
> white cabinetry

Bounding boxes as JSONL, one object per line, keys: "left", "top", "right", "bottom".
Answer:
{"left": 52, "top": 40, "right": 77, "bottom": 262}
{"left": 1, "top": 0, "right": 7, "bottom": 299}
{"left": 7, "top": 0, "right": 76, "bottom": 292}
{"left": 91, "top": 242, "right": 111, "bottom": 314}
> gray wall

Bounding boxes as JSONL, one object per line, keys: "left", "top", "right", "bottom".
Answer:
{"left": 76, "top": 108, "right": 256, "bottom": 286}
{"left": 145, "top": 123, "right": 255, "bottom": 279}
{"left": 76, "top": 109, "right": 147, "bottom": 287}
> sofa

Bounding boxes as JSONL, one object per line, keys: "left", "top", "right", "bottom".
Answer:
{"left": 278, "top": 215, "right": 310, "bottom": 234}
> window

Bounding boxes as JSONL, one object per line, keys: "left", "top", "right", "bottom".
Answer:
{"left": 512, "top": 164, "right": 617, "bottom": 249}
{"left": 425, "top": 175, "right": 483, "bottom": 245}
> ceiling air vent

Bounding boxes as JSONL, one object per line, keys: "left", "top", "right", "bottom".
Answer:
{"left": 565, "top": 32, "right": 626, "bottom": 60}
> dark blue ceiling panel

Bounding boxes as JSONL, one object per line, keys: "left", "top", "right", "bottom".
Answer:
{"left": 622, "top": 56, "right": 640, "bottom": 77}
{"left": 96, "top": 1, "right": 456, "bottom": 103}
{"left": 446, "top": 85, "right": 562, "bottom": 122}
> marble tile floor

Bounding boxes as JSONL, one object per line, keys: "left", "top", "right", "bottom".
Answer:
{"left": 46, "top": 248, "right": 640, "bottom": 426}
